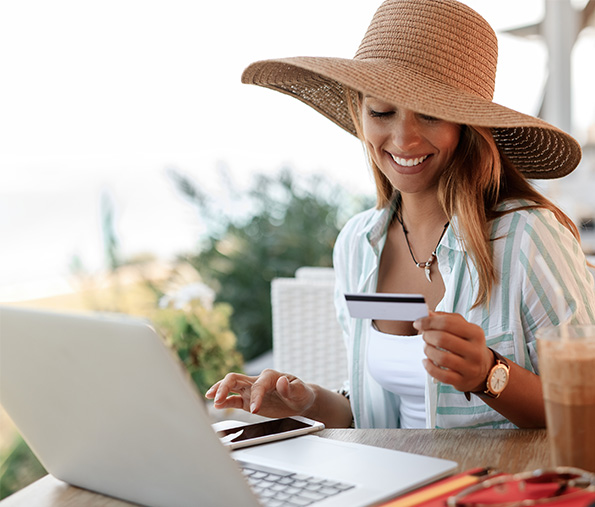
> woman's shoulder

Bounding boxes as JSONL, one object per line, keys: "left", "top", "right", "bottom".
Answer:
{"left": 493, "top": 198, "right": 562, "bottom": 234}
{"left": 492, "top": 198, "right": 580, "bottom": 261}
{"left": 495, "top": 198, "right": 549, "bottom": 217}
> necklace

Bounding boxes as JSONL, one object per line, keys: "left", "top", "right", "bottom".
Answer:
{"left": 395, "top": 209, "right": 449, "bottom": 283}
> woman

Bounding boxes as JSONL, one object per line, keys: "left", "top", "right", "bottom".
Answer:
{"left": 206, "top": 0, "right": 595, "bottom": 429}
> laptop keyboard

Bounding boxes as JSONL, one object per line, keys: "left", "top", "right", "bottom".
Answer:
{"left": 237, "top": 460, "right": 356, "bottom": 506}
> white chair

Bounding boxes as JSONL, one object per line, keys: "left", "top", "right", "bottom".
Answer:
{"left": 294, "top": 266, "right": 336, "bottom": 281}
{"left": 271, "top": 268, "right": 348, "bottom": 391}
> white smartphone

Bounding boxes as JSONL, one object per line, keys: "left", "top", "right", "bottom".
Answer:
{"left": 216, "top": 416, "right": 325, "bottom": 450}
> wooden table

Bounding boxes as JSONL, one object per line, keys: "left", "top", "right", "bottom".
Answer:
{"left": 322, "top": 429, "right": 550, "bottom": 474}
{"left": 0, "top": 429, "right": 550, "bottom": 506}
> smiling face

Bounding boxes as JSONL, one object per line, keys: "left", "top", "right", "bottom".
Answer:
{"left": 360, "top": 96, "right": 461, "bottom": 199}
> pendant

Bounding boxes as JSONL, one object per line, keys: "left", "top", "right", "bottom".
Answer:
{"left": 425, "top": 264, "right": 432, "bottom": 283}
{"left": 416, "top": 261, "right": 433, "bottom": 282}
{"left": 424, "top": 254, "right": 437, "bottom": 283}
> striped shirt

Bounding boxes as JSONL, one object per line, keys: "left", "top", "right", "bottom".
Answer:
{"left": 333, "top": 199, "right": 595, "bottom": 429}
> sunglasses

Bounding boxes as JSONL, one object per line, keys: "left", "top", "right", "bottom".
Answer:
{"left": 447, "top": 468, "right": 595, "bottom": 507}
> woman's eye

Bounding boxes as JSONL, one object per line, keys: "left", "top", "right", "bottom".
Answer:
{"left": 420, "top": 114, "right": 439, "bottom": 122}
{"left": 368, "top": 109, "right": 393, "bottom": 118}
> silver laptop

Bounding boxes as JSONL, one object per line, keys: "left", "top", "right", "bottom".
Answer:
{"left": 0, "top": 306, "right": 457, "bottom": 507}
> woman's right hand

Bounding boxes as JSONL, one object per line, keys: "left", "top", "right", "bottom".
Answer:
{"left": 205, "top": 369, "right": 317, "bottom": 419}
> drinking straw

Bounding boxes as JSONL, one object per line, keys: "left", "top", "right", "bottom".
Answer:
{"left": 534, "top": 253, "right": 569, "bottom": 342}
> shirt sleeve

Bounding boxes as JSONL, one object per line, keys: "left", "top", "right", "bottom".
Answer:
{"left": 518, "top": 209, "right": 595, "bottom": 370}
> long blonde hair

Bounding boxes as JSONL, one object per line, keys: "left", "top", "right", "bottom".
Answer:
{"left": 346, "top": 89, "right": 580, "bottom": 307}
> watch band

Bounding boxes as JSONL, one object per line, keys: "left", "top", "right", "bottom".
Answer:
{"left": 464, "top": 348, "right": 510, "bottom": 401}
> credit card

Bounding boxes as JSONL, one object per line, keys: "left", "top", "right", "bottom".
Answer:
{"left": 345, "top": 293, "right": 428, "bottom": 321}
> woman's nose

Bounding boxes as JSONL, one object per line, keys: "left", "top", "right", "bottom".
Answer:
{"left": 391, "top": 115, "right": 422, "bottom": 150}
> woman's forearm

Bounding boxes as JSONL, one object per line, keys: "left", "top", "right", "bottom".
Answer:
{"left": 302, "top": 384, "right": 354, "bottom": 428}
{"left": 476, "top": 361, "right": 546, "bottom": 428}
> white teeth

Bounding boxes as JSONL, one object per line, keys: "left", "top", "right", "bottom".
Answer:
{"left": 392, "top": 154, "right": 429, "bottom": 167}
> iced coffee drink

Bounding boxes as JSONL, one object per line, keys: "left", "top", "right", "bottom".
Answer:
{"left": 537, "top": 325, "right": 595, "bottom": 472}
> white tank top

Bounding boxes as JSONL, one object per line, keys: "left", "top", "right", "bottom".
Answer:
{"left": 367, "top": 324, "right": 427, "bottom": 428}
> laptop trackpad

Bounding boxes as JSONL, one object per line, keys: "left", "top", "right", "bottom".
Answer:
{"left": 233, "top": 435, "right": 362, "bottom": 480}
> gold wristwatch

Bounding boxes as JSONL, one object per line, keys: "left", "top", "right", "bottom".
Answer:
{"left": 465, "top": 348, "right": 510, "bottom": 401}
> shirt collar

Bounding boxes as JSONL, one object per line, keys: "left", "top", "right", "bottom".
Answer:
{"left": 367, "top": 207, "right": 392, "bottom": 248}
{"left": 364, "top": 204, "right": 465, "bottom": 254}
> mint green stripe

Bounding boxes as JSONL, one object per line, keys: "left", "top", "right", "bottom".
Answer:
{"left": 500, "top": 213, "right": 520, "bottom": 330}
{"left": 485, "top": 334, "right": 513, "bottom": 352}
{"left": 572, "top": 236, "right": 580, "bottom": 256}
{"left": 466, "top": 258, "right": 477, "bottom": 311}
{"left": 521, "top": 298, "right": 538, "bottom": 333}
{"left": 436, "top": 419, "right": 516, "bottom": 429}
{"left": 521, "top": 299, "right": 541, "bottom": 370}
{"left": 438, "top": 384, "right": 462, "bottom": 394}
{"left": 448, "top": 247, "right": 456, "bottom": 273}
{"left": 523, "top": 345, "right": 536, "bottom": 371}
{"left": 485, "top": 216, "right": 501, "bottom": 332}
{"left": 520, "top": 249, "right": 560, "bottom": 326}
{"left": 451, "top": 254, "right": 469, "bottom": 311}
{"left": 352, "top": 319, "right": 362, "bottom": 427}
{"left": 436, "top": 405, "right": 493, "bottom": 415}
{"left": 480, "top": 228, "right": 491, "bottom": 327}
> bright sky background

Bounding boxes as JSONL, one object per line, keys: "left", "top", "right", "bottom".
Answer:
{"left": 0, "top": 0, "right": 594, "bottom": 300}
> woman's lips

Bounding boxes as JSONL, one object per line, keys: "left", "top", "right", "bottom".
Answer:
{"left": 391, "top": 153, "right": 430, "bottom": 167}
{"left": 388, "top": 152, "right": 432, "bottom": 173}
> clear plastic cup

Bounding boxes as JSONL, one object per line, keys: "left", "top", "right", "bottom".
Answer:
{"left": 537, "top": 324, "right": 595, "bottom": 472}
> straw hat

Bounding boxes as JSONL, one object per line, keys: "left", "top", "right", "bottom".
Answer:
{"left": 242, "top": 0, "right": 581, "bottom": 179}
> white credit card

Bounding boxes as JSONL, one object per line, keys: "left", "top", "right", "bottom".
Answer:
{"left": 345, "top": 293, "right": 428, "bottom": 321}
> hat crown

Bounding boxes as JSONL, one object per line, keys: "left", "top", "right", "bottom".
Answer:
{"left": 354, "top": 0, "right": 498, "bottom": 101}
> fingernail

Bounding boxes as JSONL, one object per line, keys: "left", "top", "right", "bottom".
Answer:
{"left": 250, "top": 403, "right": 257, "bottom": 413}
{"left": 413, "top": 319, "right": 421, "bottom": 330}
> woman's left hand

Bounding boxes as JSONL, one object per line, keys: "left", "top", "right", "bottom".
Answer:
{"left": 413, "top": 311, "right": 493, "bottom": 393}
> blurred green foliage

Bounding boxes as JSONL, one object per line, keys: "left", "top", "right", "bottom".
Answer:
{"left": 0, "top": 435, "right": 46, "bottom": 499}
{"left": 154, "top": 300, "right": 244, "bottom": 395}
{"left": 170, "top": 167, "right": 373, "bottom": 360}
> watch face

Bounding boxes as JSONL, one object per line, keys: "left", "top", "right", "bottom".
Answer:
{"left": 489, "top": 365, "right": 509, "bottom": 393}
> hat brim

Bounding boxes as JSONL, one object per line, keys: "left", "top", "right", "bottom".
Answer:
{"left": 242, "top": 57, "right": 581, "bottom": 179}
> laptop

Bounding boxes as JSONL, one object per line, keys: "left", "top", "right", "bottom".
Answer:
{"left": 0, "top": 306, "right": 457, "bottom": 507}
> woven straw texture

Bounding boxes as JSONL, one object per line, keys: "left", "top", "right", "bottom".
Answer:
{"left": 242, "top": 0, "right": 581, "bottom": 179}
{"left": 271, "top": 269, "right": 348, "bottom": 391}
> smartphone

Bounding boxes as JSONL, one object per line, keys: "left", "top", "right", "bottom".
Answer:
{"left": 216, "top": 416, "right": 325, "bottom": 450}
{"left": 345, "top": 293, "right": 428, "bottom": 321}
